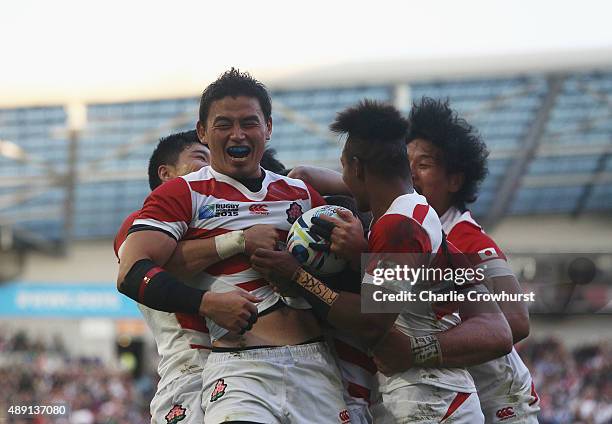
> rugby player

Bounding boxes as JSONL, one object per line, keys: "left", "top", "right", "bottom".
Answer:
{"left": 405, "top": 97, "right": 539, "bottom": 423}
{"left": 115, "top": 131, "right": 211, "bottom": 423}
{"left": 288, "top": 98, "right": 539, "bottom": 423}
{"left": 252, "top": 100, "right": 512, "bottom": 423}
{"left": 117, "top": 69, "right": 348, "bottom": 424}
{"left": 115, "top": 131, "right": 288, "bottom": 423}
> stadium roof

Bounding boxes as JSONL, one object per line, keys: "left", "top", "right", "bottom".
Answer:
{"left": 2, "top": 48, "right": 612, "bottom": 107}
{"left": 271, "top": 48, "right": 612, "bottom": 89}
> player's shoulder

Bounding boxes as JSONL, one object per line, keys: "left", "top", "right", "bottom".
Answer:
{"left": 379, "top": 192, "right": 441, "bottom": 238}
{"left": 369, "top": 193, "right": 442, "bottom": 253}
{"left": 114, "top": 210, "right": 141, "bottom": 258}
{"left": 266, "top": 170, "right": 310, "bottom": 191}
{"left": 387, "top": 193, "right": 438, "bottom": 225}
{"left": 445, "top": 210, "right": 506, "bottom": 257}
{"left": 177, "top": 166, "right": 214, "bottom": 190}
{"left": 121, "top": 210, "right": 140, "bottom": 228}
{"left": 265, "top": 171, "right": 325, "bottom": 205}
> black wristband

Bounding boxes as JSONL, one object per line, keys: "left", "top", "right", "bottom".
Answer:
{"left": 292, "top": 268, "right": 339, "bottom": 319}
{"left": 119, "top": 259, "right": 204, "bottom": 314}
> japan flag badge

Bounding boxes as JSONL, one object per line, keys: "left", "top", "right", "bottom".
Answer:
{"left": 478, "top": 247, "right": 498, "bottom": 260}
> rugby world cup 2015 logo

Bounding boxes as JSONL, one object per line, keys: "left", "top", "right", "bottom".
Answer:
{"left": 198, "top": 205, "right": 215, "bottom": 220}
{"left": 198, "top": 203, "right": 239, "bottom": 220}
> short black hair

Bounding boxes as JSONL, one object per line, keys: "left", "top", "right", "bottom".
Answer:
{"left": 407, "top": 97, "right": 489, "bottom": 208}
{"left": 331, "top": 99, "right": 410, "bottom": 178}
{"left": 198, "top": 68, "right": 272, "bottom": 125}
{"left": 260, "top": 148, "right": 287, "bottom": 174}
{"left": 148, "top": 130, "right": 201, "bottom": 190}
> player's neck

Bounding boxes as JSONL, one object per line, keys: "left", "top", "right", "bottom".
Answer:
{"left": 431, "top": 197, "right": 454, "bottom": 218}
{"left": 368, "top": 177, "right": 413, "bottom": 222}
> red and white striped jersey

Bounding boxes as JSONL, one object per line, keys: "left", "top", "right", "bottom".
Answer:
{"left": 115, "top": 211, "right": 210, "bottom": 389}
{"left": 441, "top": 207, "right": 513, "bottom": 279}
{"left": 131, "top": 166, "right": 325, "bottom": 341}
{"left": 329, "top": 330, "right": 378, "bottom": 412}
{"left": 440, "top": 206, "right": 532, "bottom": 402}
{"left": 364, "top": 192, "right": 477, "bottom": 393}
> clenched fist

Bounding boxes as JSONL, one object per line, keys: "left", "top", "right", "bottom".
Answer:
{"left": 244, "top": 225, "right": 280, "bottom": 256}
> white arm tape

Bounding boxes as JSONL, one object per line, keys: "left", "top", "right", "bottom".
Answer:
{"left": 215, "top": 230, "right": 246, "bottom": 259}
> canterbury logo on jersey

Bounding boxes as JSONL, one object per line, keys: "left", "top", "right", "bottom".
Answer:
{"left": 496, "top": 406, "right": 516, "bottom": 420}
{"left": 249, "top": 204, "right": 269, "bottom": 215}
{"left": 198, "top": 204, "right": 239, "bottom": 219}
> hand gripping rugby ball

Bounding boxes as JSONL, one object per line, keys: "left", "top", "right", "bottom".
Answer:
{"left": 287, "top": 205, "right": 349, "bottom": 276}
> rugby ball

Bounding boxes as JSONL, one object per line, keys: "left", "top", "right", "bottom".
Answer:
{"left": 287, "top": 205, "right": 349, "bottom": 275}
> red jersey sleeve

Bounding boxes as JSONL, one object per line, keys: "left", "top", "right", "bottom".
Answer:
{"left": 132, "top": 177, "right": 193, "bottom": 240}
{"left": 304, "top": 182, "right": 326, "bottom": 208}
{"left": 113, "top": 211, "right": 139, "bottom": 260}
{"left": 363, "top": 214, "right": 433, "bottom": 288}
{"left": 447, "top": 221, "right": 507, "bottom": 266}
{"left": 369, "top": 214, "right": 432, "bottom": 254}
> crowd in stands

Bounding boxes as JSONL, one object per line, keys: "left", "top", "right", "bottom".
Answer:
{"left": 0, "top": 331, "right": 610, "bottom": 423}
{"left": 519, "top": 337, "right": 612, "bottom": 424}
{"left": 0, "top": 331, "right": 155, "bottom": 424}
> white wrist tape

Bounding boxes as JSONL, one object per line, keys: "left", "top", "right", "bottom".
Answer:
{"left": 215, "top": 230, "right": 246, "bottom": 259}
{"left": 410, "top": 334, "right": 442, "bottom": 367}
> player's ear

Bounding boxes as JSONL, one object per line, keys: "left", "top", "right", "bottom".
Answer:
{"left": 265, "top": 116, "right": 272, "bottom": 141}
{"left": 353, "top": 156, "right": 365, "bottom": 181}
{"left": 158, "top": 164, "right": 173, "bottom": 182}
{"left": 196, "top": 121, "right": 207, "bottom": 143}
{"left": 448, "top": 172, "right": 464, "bottom": 193}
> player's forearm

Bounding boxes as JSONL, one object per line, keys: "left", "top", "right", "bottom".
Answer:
{"left": 436, "top": 313, "right": 512, "bottom": 367}
{"left": 328, "top": 292, "right": 396, "bottom": 347}
{"left": 288, "top": 166, "right": 350, "bottom": 196}
{"left": 291, "top": 268, "right": 395, "bottom": 346}
{"left": 164, "top": 230, "right": 247, "bottom": 280}
{"left": 164, "top": 237, "right": 221, "bottom": 280}
{"left": 505, "top": 312, "right": 530, "bottom": 344}
{"left": 487, "top": 275, "right": 530, "bottom": 343}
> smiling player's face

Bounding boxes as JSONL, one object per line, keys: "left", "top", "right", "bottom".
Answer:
{"left": 198, "top": 96, "right": 271, "bottom": 179}
{"left": 408, "top": 138, "right": 461, "bottom": 215}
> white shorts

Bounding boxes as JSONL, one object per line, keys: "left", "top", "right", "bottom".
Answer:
{"left": 371, "top": 383, "right": 484, "bottom": 424}
{"left": 346, "top": 403, "right": 373, "bottom": 424}
{"left": 201, "top": 341, "right": 349, "bottom": 424}
{"left": 481, "top": 380, "right": 540, "bottom": 424}
{"left": 150, "top": 372, "right": 204, "bottom": 424}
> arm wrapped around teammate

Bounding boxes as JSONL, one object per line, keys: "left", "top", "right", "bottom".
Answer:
{"left": 291, "top": 267, "right": 339, "bottom": 318}
{"left": 119, "top": 258, "right": 204, "bottom": 314}
{"left": 250, "top": 248, "right": 340, "bottom": 318}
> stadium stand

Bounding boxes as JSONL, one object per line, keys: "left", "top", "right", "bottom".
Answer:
{"left": 0, "top": 70, "right": 611, "bottom": 245}
{"left": 0, "top": 330, "right": 608, "bottom": 424}
{"left": 519, "top": 338, "right": 612, "bottom": 424}
{"left": 0, "top": 330, "right": 155, "bottom": 424}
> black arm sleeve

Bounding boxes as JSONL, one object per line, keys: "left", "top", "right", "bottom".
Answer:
{"left": 119, "top": 259, "right": 204, "bottom": 314}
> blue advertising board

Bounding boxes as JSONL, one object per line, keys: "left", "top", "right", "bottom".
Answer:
{"left": 0, "top": 282, "right": 141, "bottom": 318}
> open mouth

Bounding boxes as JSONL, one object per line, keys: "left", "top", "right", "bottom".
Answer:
{"left": 226, "top": 145, "right": 252, "bottom": 159}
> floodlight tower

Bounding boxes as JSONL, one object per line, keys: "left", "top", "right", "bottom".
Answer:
{"left": 62, "top": 102, "right": 86, "bottom": 252}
